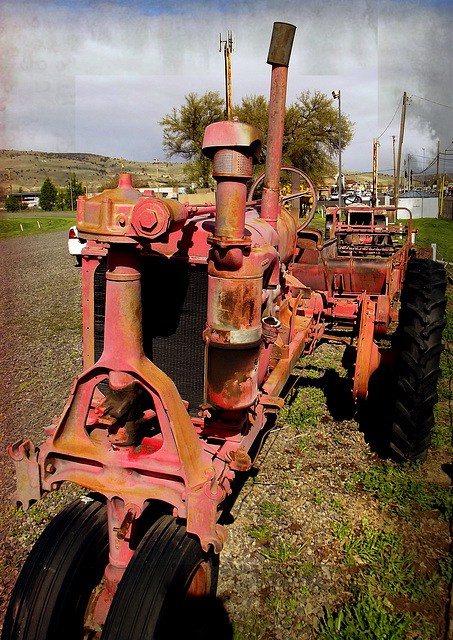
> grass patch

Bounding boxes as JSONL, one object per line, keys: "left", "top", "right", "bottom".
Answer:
{"left": 246, "top": 523, "right": 273, "bottom": 546}
{"left": 319, "top": 593, "right": 413, "bottom": 640}
{"left": 259, "top": 540, "right": 307, "bottom": 564}
{"left": 259, "top": 500, "right": 284, "bottom": 519}
{"left": 331, "top": 520, "right": 353, "bottom": 540}
{"left": 278, "top": 386, "right": 325, "bottom": 430}
{"left": 343, "top": 529, "right": 417, "bottom": 596}
{"left": 0, "top": 215, "right": 75, "bottom": 239}
{"left": 232, "top": 615, "right": 267, "bottom": 640}
{"left": 410, "top": 217, "right": 453, "bottom": 263}
{"left": 3, "top": 484, "right": 88, "bottom": 546}
{"left": 349, "top": 462, "right": 453, "bottom": 521}
{"left": 319, "top": 526, "right": 441, "bottom": 640}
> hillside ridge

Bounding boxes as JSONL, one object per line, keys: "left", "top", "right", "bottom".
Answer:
{"left": 0, "top": 149, "right": 186, "bottom": 193}
{"left": 0, "top": 148, "right": 394, "bottom": 194}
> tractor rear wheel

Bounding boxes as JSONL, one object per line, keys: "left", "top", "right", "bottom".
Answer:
{"left": 101, "top": 515, "right": 219, "bottom": 640}
{"left": 2, "top": 495, "right": 108, "bottom": 640}
{"left": 389, "top": 258, "right": 447, "bottom": 462}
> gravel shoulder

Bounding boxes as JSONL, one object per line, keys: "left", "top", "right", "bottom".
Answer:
{"left": 0, "top": 231, "right": 84, "bottom": 628}
{"left": 0, "top": 233, "right": 451, "bottom": 638}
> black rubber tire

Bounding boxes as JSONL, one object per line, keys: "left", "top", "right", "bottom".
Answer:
{"left": 2, "top": 495, "right": 108, "bottom": 640}
{"left": 389, "top": 258, "right": 447, "bottom": 462}
{"left": 101, "top": 515, "right": 219, "bottom": 640}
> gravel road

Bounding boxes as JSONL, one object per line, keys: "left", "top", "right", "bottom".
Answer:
{"left": 0, "top": 230, "right": 84, "bottom": 628}
{"left": 0, "top": 231, "right": 451, "bottom": 638}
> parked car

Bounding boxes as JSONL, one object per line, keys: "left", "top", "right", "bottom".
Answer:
{"left": 68, "top": 225, "right": 87, "bottom": 265}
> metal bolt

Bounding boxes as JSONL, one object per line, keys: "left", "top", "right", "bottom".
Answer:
{"left": 139, "top": 209, "right": 158, "bottom": 231}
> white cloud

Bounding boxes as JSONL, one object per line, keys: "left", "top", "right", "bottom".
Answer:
{"left": 1, "top": 0, "right": 452, "bottom": 173}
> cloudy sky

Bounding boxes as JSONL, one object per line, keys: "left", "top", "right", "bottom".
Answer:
{"left": 1, "top": 0, "right": 452, "bottom": 176}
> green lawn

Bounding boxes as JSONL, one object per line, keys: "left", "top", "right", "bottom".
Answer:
{"left": 0, "top": 215, "right": 76, "bottom": 239}
{"left": 410, "top": 217, "right": 453, "bottom": 263}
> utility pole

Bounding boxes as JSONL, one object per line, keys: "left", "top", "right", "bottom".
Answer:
{"left": 407, "top": 153, "right": 411, "bottom": 191}
{"left": 7, "top": 169, "right": 12, "bottom": 194}
{"left": 422, "top": 148, "right": 425, "bottom": 189}
{"left": 395, "top": 92, "right": 408, "bottom": 208}
{"left": 372, "top": 138, "right": 378, "bottom": 204}
{"left": 436, "top": 140, "right": 440, "bottom": 194}
{"left": 153, "top": 159, "right": 160, "bottom": 195}
{"left": 392, "top": 136, "right": 397, "bottom": 199}
{"left": 332, "top": 90, "right": 342, "bottom": 206}
{"left": 219, "top": 31, "right": 234, "bottom": 120}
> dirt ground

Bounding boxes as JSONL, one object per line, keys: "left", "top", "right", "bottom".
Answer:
{"left": 0, "top": 232, "right": 452, "bottom": 638}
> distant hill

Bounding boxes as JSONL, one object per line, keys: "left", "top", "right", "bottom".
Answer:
{"left": 0, "top": 149, "right": 397, "bottom": 197}
{"left": 0, "top": 150, "right": 187, "bottom": 194}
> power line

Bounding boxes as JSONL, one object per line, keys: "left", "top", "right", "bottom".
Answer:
{"left": 377, "top": 97, "right": 401, "bottom": 140}
{"left": 411, "top": 94, "right": 453, "bottom": 110}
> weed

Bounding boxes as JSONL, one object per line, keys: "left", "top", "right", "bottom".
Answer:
{"left": 331, "top": 520, "right": 352, "bottom": 540}
{"left": 246, "top": 523, "right": 273, "bottom": 546}
{"left": 310, "top": 488, "right": 324, "bottom": 504}
{"left": 432, "top": 404, "right": 452, "bottom": 451}
{"left": 439, "top": 554, "right": 453, "bottom": 584}
{"left": 259, "top": 540, "right": 307, "bottom": 564}
{"left": 299, "top": 560, "right": 317, "bottom": 577}
{"left": 298, "top": 435, "right": 314, "bottom": 452}
{"left": 343, "top": 530, "right": 416, "bottom": 596}
{"left": 330, "top": 498, "right": 344, "bottom": 513}
{"left": 0, "top": 505, "right": 19, "bottom": 527}
{"left": 341, "top": 526, "right": 442, "bottom": 609}
{"left": 232, "top": 615, "right": 266, "bottom": 640}
{"left": 319, "top": 593, "right": 412, "bottom": 640}
{"left": 278, "top": 386, "right": 325, "bottom": 430}
{"left": 259, "top": 500, "right": 283, "bottom": 519}
{"left": 353, "top": 462, "right": 453, "bottom": 520}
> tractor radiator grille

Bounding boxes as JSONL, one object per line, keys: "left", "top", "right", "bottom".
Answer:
{"left": 93, "top": 256, "right": 207, "bottom": 416}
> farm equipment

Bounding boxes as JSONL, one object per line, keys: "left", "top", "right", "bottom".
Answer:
{"left": 4, "top": 22, "right": 446, "bottom": 640}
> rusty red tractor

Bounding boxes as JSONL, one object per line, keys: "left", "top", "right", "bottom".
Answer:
{"left": 4, "top": 22, "right": 446, "bottom": 640}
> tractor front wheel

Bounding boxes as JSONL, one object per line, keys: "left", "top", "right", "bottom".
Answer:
{"left": 2, "top": 495, "right": 109, "bottom": 640}
{"left": 101, "top": 515, "right": 219, "bottom": 640}
{"left": 389, "top": 258, "right": 447, "bottom": 462}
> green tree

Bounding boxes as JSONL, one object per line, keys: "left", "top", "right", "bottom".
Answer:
{"left": 232, "top": 94, "right": 270, "bottom": 164}
{"left": 39, "top": 177, "right": 57, "bottom": 211}
{"left": 55, "top": 188, "right": 67, "bottom": 211}
{"left": 160, "top": 91, "right": 224, "bottom": 187}
{"left": 161, "top": 89, "right": 353, "bottom": 188}
{"left": 233, "top": 90, "right": 354, "bottom": 183}
{"left": 65, "top": 173, "right": 84, "bottom": 210}
{"left": 283, "top": 91, "right": 354, "bottom": 182}
{"left": 5, "top": 194, "right": 20, "bottom": 212}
